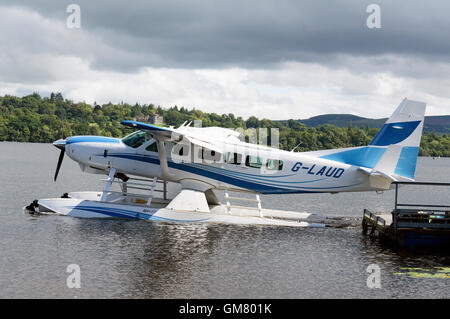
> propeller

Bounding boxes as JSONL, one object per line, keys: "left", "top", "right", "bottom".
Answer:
{"left": 53, "top": 139, "right": 66, "bottom": 181}
{"left": 54, "top": 99, "right": 67, "bottom": 181}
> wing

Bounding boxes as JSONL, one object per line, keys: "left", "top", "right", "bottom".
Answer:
{"left": 120, "top": 120, "right": 176, "bottom": 139}
{"left": 120, "top": 120, "right": 222, "bottom": 153}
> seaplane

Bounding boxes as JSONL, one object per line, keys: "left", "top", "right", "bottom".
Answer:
{"left": 26, "top": 98, "right": 426, "bottom": 228}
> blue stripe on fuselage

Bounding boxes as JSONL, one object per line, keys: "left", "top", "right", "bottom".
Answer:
{"left": 107, "top": 153, "right": 360, "bottom": 194}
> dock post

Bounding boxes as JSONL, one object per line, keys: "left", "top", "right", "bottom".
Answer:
{"left": 395, "top": 183, "right": 398, "bottom": 210}
{"left": 146, "top": 176, "right": 158, "bottom": 206}
{"left": 224, "top": 190, "right": 231, "bottom": 214}
{"left": 256, "top": 194, "right": 263, "bottom": 218}
{"left": 163, "top": 180, "right": 167, "bottom": 200}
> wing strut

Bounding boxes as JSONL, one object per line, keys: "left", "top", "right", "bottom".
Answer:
{"left": 155, "top": 139, "right": 173, "bottom": 181}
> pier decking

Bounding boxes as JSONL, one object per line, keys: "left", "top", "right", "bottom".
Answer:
{"left": 363, "top": 181, "right": 450, "bottom": 247}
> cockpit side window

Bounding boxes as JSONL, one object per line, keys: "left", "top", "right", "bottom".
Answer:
{"left": 145, "top": 141, "right": 158, "bottom": 152}
{"left": 122, "top": 131, "right": 148, "bottom": 148}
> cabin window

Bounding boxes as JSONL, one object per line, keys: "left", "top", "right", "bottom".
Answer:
{"left": 199, "top": 148, "right": 222, "bottom": 162}
{"left": 245, "top": 155, "right": 262, "bottom": 169}
{"left": 225, "top": 152, "right": 242, "bottom": 165}
{"left": 145, "top": 141, "right": 158, "bottom": 152}
{"left": 122, "top": 131, "right": 148, "bottom": 148}
{"left": 171, "top": 142, "right": 189, "bottom": 157}
{"left": 266, "top": 159, "right": 283, "bottom": 171}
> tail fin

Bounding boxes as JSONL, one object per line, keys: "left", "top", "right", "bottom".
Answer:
{"left": 369, "top": 98, "right": 426, "bottom": 179}
{"left": 319, "top": 98, "right": 426, "bottom": 180}
{"left": 369, "top": 98, "right": 425, "bottom": 148}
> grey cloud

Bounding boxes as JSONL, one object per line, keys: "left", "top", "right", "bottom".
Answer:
{"left": 2, "top": 0, "right": 450, "bottom": 72}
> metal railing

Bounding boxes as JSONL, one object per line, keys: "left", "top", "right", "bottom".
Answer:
{"left": 393, "top": 181, "right": 450, "bottom": 210}
{"left": 363, "top": 209, "right": 386, "bottom": 227}
{"left": 391, "top": 181, "right": 450, "bottom": 231}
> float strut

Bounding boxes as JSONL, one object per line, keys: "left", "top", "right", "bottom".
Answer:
{"left": 101, "top": 168, "right": 116, "bottom": 202}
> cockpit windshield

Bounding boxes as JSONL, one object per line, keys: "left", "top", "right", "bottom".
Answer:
{"left": 122, "top": 130, "right": 148, "bottom": 148}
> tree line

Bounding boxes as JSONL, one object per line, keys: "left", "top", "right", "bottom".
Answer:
{"left": 0, "top": 93, "right": 448, "bottom": 157}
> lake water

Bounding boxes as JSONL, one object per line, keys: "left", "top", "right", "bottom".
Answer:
{"left": 0, "top": 142, "right": 449, "bottom": 298}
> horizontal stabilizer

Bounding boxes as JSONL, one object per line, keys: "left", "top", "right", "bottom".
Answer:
{"left": 356, "top": 134, "right": 419, "bottom": 186}
{"left": 356, "top": 145, "right": 403, "bottom": 183}
{"left": 357, "top": 167, "right": 396, "bottom": 182}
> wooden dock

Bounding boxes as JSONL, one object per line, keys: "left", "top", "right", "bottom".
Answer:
{"left": 362, "top": 182, "right": 450, "bottom": 247}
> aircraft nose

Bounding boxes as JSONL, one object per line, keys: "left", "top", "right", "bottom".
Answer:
{"left": 53, "top": 139, "right": 66, "bottom": 150}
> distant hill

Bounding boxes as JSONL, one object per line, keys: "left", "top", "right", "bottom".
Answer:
{"left": 423, "top": 116, "right": 450, "bottom": 134}
{"left": 298, "top": 114, "right": 386, "bottom": 128}
{"left": 293, "top": 114, "right": 450, "bottom": 134}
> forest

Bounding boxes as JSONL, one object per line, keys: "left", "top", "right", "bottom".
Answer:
{"left": 0, "top": 92, "right": 448, "bottom": 157}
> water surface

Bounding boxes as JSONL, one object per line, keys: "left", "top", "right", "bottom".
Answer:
{"left": 0, "top": 142, "right": 448, "bottom": 298}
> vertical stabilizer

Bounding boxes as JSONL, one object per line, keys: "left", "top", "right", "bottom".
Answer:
{"left": 319, "top": 98, "right": 426, "bottom": 180}
{"left": 369, "top": 98, "right": 426, "bottom": 179}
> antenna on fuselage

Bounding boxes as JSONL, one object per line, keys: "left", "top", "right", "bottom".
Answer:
{"left": 290, "top": 142, "right": 303, "bottom": 152}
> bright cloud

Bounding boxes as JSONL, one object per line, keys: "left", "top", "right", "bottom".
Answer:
{"left": 0, "top": 3, "right": 449, "bottom": 120}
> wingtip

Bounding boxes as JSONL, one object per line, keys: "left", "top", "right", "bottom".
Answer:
{"left": 121, "top": 120, "right": 138, "bottom": 127}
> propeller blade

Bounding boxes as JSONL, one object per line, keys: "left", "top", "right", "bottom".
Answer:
{"left": 54, "top": 149, "right": 65, "bottom": 181}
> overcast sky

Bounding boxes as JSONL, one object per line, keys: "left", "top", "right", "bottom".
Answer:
{"left": 1, "top": 0, "right": 449, "bottom": 119}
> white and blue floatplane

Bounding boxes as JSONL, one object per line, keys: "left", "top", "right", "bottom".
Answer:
{"left": 27, "top": 98, "right": 426, "bottom": 228}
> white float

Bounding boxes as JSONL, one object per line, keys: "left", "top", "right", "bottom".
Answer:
{"left": 30, "top": 171, "right": 324, "bottom": 228}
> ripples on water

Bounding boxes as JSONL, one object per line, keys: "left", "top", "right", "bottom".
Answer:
{"left": 0, "top": 143, "right": 448, "bottom": 298}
